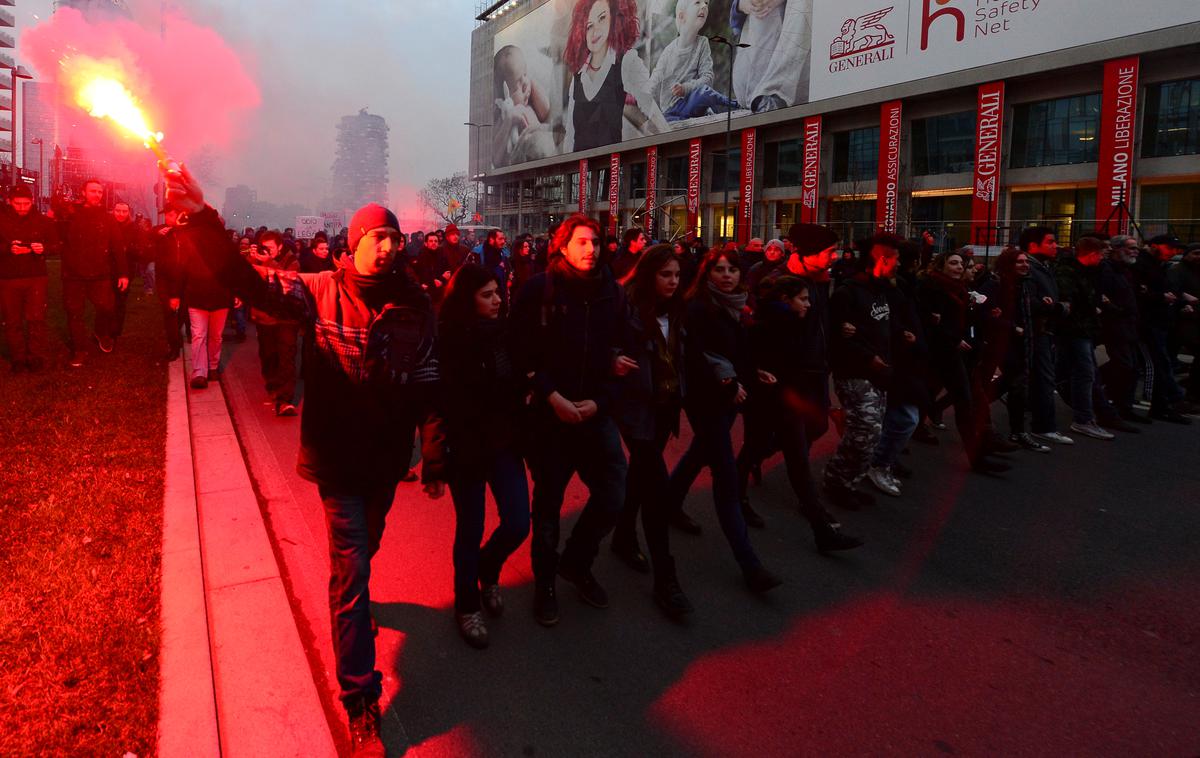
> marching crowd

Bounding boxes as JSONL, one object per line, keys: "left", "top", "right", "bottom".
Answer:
{"left": 6, "top": 169, "right": 1198, "bottom": 756}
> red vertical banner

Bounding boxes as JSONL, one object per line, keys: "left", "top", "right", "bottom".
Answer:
{"left": 876, "top": 100, "right": 902, "bottom": 233}
{"left": 578, "top": 159, "right": 588, "bottom": 213}
{"left": 645, "top": 145, "right": 658, "bottom": 238}
{"left": 1097, "top": 56, "right": 1140, "bottom": 236}
{"left": 737, "top": 128, "right": 756, "bottom": 245}
{"left": 608, "top": 152, "right": 621, "bottom": 236}
{"left": 801, "top": 116, "right": 822, "bottom": 224}
{"left": 972, "top": 81, "right": 1005, "bottom": 247}
{"left": 687, "top": 137, "right": 702, "bottom": 236}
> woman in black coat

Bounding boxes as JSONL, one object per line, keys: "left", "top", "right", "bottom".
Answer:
{"left": 610, "top": 245, "right": 693, "bottom": 617}
{"left": 438, "top": 264, "right": 531, "bottom": 648}
{"left": 664, "top": 248, "right": 781, "bottom": 594}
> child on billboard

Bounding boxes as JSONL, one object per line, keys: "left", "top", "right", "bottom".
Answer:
{"left": 563, "top": 0, "right": 670, "bottom": 152}
{"left": 648, "top": 0, "right": 740, "bottom": 122}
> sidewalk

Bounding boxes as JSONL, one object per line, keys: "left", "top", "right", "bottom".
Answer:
{"left": 158, "top": 353, "right": 336, "bottom": 757}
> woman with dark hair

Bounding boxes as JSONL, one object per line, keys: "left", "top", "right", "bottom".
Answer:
{"left": 917, "top": 252, "right": 1010, "bottom": 473}
{"left": 510, "top": 235, "right": 537, "bottom": 296}
{"left": 563, "top": 0, "right": 669, "bottom": 152}
{"left": 438, "top": 263, "right": 531, "bottom": 648}
{"left": 665, "top": 248, "right": 782, "bottom": 593}
{"left": 979, "top": 248, "right": 1050, "bottom": 452}
{"left": 610, "top": 244, "right": 693, "bottom": 616}
{"left": 744, "top": 275, "right": 864, "bottom": 552}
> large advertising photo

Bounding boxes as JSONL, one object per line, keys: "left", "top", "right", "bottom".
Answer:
{"left": 490, "top": 0, "right": 814, "bottom": 169}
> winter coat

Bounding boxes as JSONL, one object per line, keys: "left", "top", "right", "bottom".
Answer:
{"left": 917, "top": 272, "right": 971, "bottom": 359}
{"left": 167, "top": 222, "right": 234, "bottom": 311}
{"left": 250, "top": 251, "right": 301, "bottom": 325}
{"left": 1097, "top": 258, "right": 1139, "bottom": 343}
{"left": 441, "top": 242, "right": 471, "bottom": 273}
{"left": 0, "top": 208, "right": 57, "bottom": 279}
{"left": 152, "top": 225, "right": 182, "bottom": 305}
{"left": 615, "top": 304, "right": 685, "bottom": 441}
{"left": 978, "top": 273, "right": 1034, "bottom": 378}
{"left": 416, "top": 246, "right": 451, "bottom": 302}
{"left": 61, "top": 204, "right": 127, "bottom": 281}
{"left": 1054, "top": 257, "right": 1102, "bottom": 340}
{"left": 299, "top": 249, "right": 336, "bottom": 274}
{"left": 609, "top": 246, "right": 641, "bottom": 282}
{"left": 682, "top": 296, "right": 754, "bottom": 407}
{"left": 882, "top": 284, "right": 929, "bottom": 408}
{"left": 829, "top": 273, "right": 893, "bottom": 385}
{"left": 180, "top": 205, "right": 446, "bottom": 491}
{"left": 1027, "top": 255, "right": 1066, "bottom": 336}
{"left": 1133, "top": 251, "right": 1175, "bottom": 332}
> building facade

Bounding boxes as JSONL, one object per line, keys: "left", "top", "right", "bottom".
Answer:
{"left": 331, "top": 108, "right": 390, "bottom": 212}
{"left": 469, "top": 1, "right": 1200, "bottom": 248}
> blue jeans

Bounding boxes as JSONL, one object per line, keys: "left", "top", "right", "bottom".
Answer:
{"left": 1030, "top": 333, "right": 1058, "bottom": 434}
{"left": 1144, "top": 327, "right": 1184, "bottom": 412}
{"left": 449, "top": 451, "right": 530, "bottom": 614}
{"left": 668, "top": 406, "right": 760, "bottom": 571}
{"left": 871, "top": 402, "right": 920, "bottom": 469}
{"left": 527, "top": 414, "right": 627, "bottom": 583}
{"left": 1056, "top": 337, "right": 1115, "bottom": 423}
{"left": 664, "top": 84, "right": 737, "bottom": 122}
{"left": 317, "top": 483, "right": 397, "bottom": 705}
{"left": 232, "top": 303, "right": 247, "bottom": 335}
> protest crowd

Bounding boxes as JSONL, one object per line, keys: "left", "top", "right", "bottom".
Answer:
{"left": 4, "top": 167, "right": 1198, "bottom": 755}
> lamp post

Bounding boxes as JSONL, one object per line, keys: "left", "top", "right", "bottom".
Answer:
{"left": 30, "top": 137, "right": 44, "bottom": 209}
{"left": 707, "top": 36, "right": 749, "bottom": 243}
{"left": 10, "top": 66, "right": 32, "bottom": 183}
{"left": 464, "top": 121, "right": 492, "bottom": 222}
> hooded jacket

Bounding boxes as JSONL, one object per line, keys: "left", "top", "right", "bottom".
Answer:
{"left": 829, "top": 272, "right": 893, "bottom": 385}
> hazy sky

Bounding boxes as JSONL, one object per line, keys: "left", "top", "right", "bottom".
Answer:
{"left": 17, "top": 0, "right": 477, "bottom": 222}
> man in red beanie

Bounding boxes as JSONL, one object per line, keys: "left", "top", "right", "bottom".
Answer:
{"left": 440, "top": 223, "right": 470, "bottom": 274}
{"left": 164, "top": 164, "right": 445, "bottom": 757}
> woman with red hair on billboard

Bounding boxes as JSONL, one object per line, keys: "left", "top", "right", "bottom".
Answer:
{"left": 563, "top": 0, "right": 669, "bottom": 153}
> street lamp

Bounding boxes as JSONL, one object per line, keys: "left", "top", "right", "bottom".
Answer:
{"left": 707, "top": 36, "right": 749, "bottom": 243}
{"left": 10, "top": 66, "right": 33, "bottom": 182}
{"left": 30, "top": 137, "right": 44, "bottom": 209}
{"left": 464, "top": 121, "right": 492, "bottom": 222}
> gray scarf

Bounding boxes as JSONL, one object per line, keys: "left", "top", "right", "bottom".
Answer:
{"left": 706, "top": 282, "right": 748, "bottom": 322}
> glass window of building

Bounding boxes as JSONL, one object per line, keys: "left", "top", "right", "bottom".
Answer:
{"left": 629, "top": 162, "right": 646, "bottom": 197}
{"left": 1138, "top": 183, "right": 1200, "bottom": 241}
{"left": 1142, "top": 79, "right": 1200, "bottom": 158}
{"left": 665, "top": 156, "right": 687, "bottom": 191}
{"left": 832, "top": 127, "right": 880, "bottom": 183}
{"left": 765, "top": 138, "right": 804, "bottom": 187}
{"left": 711, "top": 147, "right": 742, "bottom": 193}
{"left": 502, "top": 181, "right": 519, "bottom": 205}
{"left": 1009, "top": 94, "right": 1101, "bottom": 168}
{"left": 1009, "top": 187, "right": 1097, "bottom": 243}
{"left": 911, "top": 111, "right": 975, "bottom": 175}
{"left": 568, "top": 172, "right": 579, "bottom": 204}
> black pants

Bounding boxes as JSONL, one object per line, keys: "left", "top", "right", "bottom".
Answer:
{"left": 1100, "top": 335, "right": 1139, "bottom": 412}
{"left": 257, "top": 322, "right": 299, "bottom": 404}
{"left": 62, "top": 277, "right": 115, "bottom": 351}
{"left": 934, "top": 351, "right": 986, "bottom": 462}
{"left": 113, "top": 282, "right": 129, "bottom": 337}
{"left": 614, "top": 408, "right": 676, "bottom": 579}
{"left": 158, "top": 298, "right": 184, "bottom": 353}
{"left": 0, "top": 276, "right": 49, "bottom": 364}
{"left": 526, "top": 414, "right": 627, "bottom": 584}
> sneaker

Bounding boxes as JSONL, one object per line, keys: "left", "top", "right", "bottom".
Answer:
{"left": 669, "top": 508, "right": 703, "bottom": 535}
{"left": 190, "top": 375, "right": 208, "bottom": 390}
{"left": 93, "top": 333, "right": 114, "bottom": 353}
{"left": 653, "top": 578, "right": 695, "bottom": 619}
{"left": 455, "top": 611, "right": 489, "bottom": 649}
{"left": 1010, "top": 433, "right": 1051, "bottom": 453}
{"left": 533, "top": 583, "right": 559, "bottom": 627}
{"left": 68, "top": 351, "right": 87, "bottom": 368}
{"left": 275, "top": 403, "right": 298, "bottom": 417}
{"left": 984, "top": 432, "right": 1020, "bottom": 453}
{"left": 480, "top": 583, "right": 504, "bottom": 617}
{"left": 812, "top": 521, "right": 864, "bottom": 553}
{"left": 867, "top": 467, "right": 901, "bottom": 497}
{"left": 346, "top": 698, "right": 384, "bottom": 758}
{"left": 610, "top": 539, "right": 650, "bottom": 574}
{"left": 743, "top": 565, "right": 783, "bottom": 594}
{"left": 740, "top": 497, "right": 766, "bottom": 528}
{"left": 1031, "top": 431, "right": 1074, "bottom": 445}
{"left": 1069, "top": 421, "right": 1115, "bottom": 441}
{"left": 558, "top": 563, "right": 609, "bottom": 609}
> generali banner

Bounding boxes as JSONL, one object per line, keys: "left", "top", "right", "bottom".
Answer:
{"left": 608, "top": 152, "right": 621, "bottom": 235}
{"left": 645, "top": 145, "right": 658, "bottom": 239}
{"left": 578, "top": 159, "right": 587, "bottom": 213}
{"left": 801, "top": 116, "right": 822, "bottom": 224}
{"left": 811, "top": 0, "right": 1200, "bottom": 102}
{"left": 687, "top": 138, "right": 702, "bottom": 235}
{"left": 1097, "top": 56, "right": 1139, "bottom": 237}
{"left": 737, "top": 128, "right": 756, "bottom": 245}
{"left": 876, "top": 100, "right": 902, "bottom": 233}
{"left": 971, "top": 81, "right": 1004, "bottom": 246}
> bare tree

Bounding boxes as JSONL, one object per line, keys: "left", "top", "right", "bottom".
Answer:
{"left": 418, "top": 172, "right": 472, "bottom": 226}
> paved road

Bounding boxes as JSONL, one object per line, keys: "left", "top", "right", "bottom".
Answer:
{"left": 217, "top": 328, "right": 1200, "bottom": 757}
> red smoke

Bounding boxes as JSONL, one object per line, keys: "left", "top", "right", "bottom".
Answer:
{"left": 19, "top": 7, "right": 259, "bottom": 189}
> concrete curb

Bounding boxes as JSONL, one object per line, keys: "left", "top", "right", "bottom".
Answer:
{"left": 157, "top": 353, "right": 337, "bottom": 757}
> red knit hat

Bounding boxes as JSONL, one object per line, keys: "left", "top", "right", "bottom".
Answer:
{"left": 348, "top": 203, "right": 400, "bottom": 252}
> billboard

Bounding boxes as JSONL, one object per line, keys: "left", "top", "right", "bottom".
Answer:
{"left": 810, "top": 0, "right": 1200, "bottom": 101}
{"left": 490, "top": 0, "right": 813, "bottom": 168}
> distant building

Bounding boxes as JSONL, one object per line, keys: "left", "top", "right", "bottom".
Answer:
{"left": 23, "top": 81, "right": 56, "bottom": 199}
{"left": 331, "top": 108, "right": 389, "bottom": 211}
{"left": 223, "top": 184, "right": 257, "bottom": 228}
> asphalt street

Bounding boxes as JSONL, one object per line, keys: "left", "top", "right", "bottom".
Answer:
{"left": 217, "top": 328, "right": 1200, "bottom": 757}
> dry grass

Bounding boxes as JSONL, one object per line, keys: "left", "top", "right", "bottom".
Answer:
{"left": 0, "top": 261, "right": 167, "bottom": 756}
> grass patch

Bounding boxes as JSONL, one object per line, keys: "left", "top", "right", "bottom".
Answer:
{"left": 0, "top": 261, "right": 167, "bottom": 755}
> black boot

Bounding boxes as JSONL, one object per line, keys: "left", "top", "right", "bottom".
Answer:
{"left": 652, "top": 559, "right": 694, "bottom": 619}
{"left": 740, "top": 496, "right": 766, "bottom": 528}
{"left": 812, "top": 521, "right": 864, "bottom": 553}
{"left": 346, "top": 697, "right": 384, "bottom": 757}
{"left": 610, "top": 534, "right": 650, "bottom": 573}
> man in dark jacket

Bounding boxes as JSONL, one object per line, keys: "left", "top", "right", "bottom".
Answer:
{"left": 1135, "top": 235, "right": 1190, "bottom": 423}
{"left": 0, "top": 184, "right": 57, "bottom": 372}
{"left": 440, "top": 223, "right": 471, "bottom": 273}
{"left": 823, "top": 233, "right": 901, "bottom": 509}
{"left": 254, "top": 230, "right": 303, "bottom": 415}
{"left": 609, "top": 227, "right": 647, "bottom": 281}
{"left": 62, "top": 178, "right": 128, "bottom": 366}
{"left": 510, "top": 213, "right": 630, "bottom": 627}
{"left": 111, "top": 201, "right": 139, "bottom": 337}
{"left": 1098, "top": 239, "right": 1146, "bottom": 423}
{"left": 165, "top": 163, "right": 446, "bottom": 755}
{"left": 1167, "top": 243, "right": 1200, "bottom": 403}
{"left": 299, "top": 233, "right": 336, "bottom": 273}
{"left": 416, "top": 231, "right": 450, "bottom": 305}
{"left": 1053, "top": 237, "right": 1121, "bottom": 439}
{"left": 1019, "top": 226, "right": 1074, "bottom": 444}
{"left": 165, "top": 202, "right": 233, "bottom": 389}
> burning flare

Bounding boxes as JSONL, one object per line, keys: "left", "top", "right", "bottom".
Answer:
{"left": 63, "top": 56, "right": 167, "bottom": 160}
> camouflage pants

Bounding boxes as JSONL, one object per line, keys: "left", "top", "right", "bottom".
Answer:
{"left": 823, "top": 379, "right": 885, "bottom": 490}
